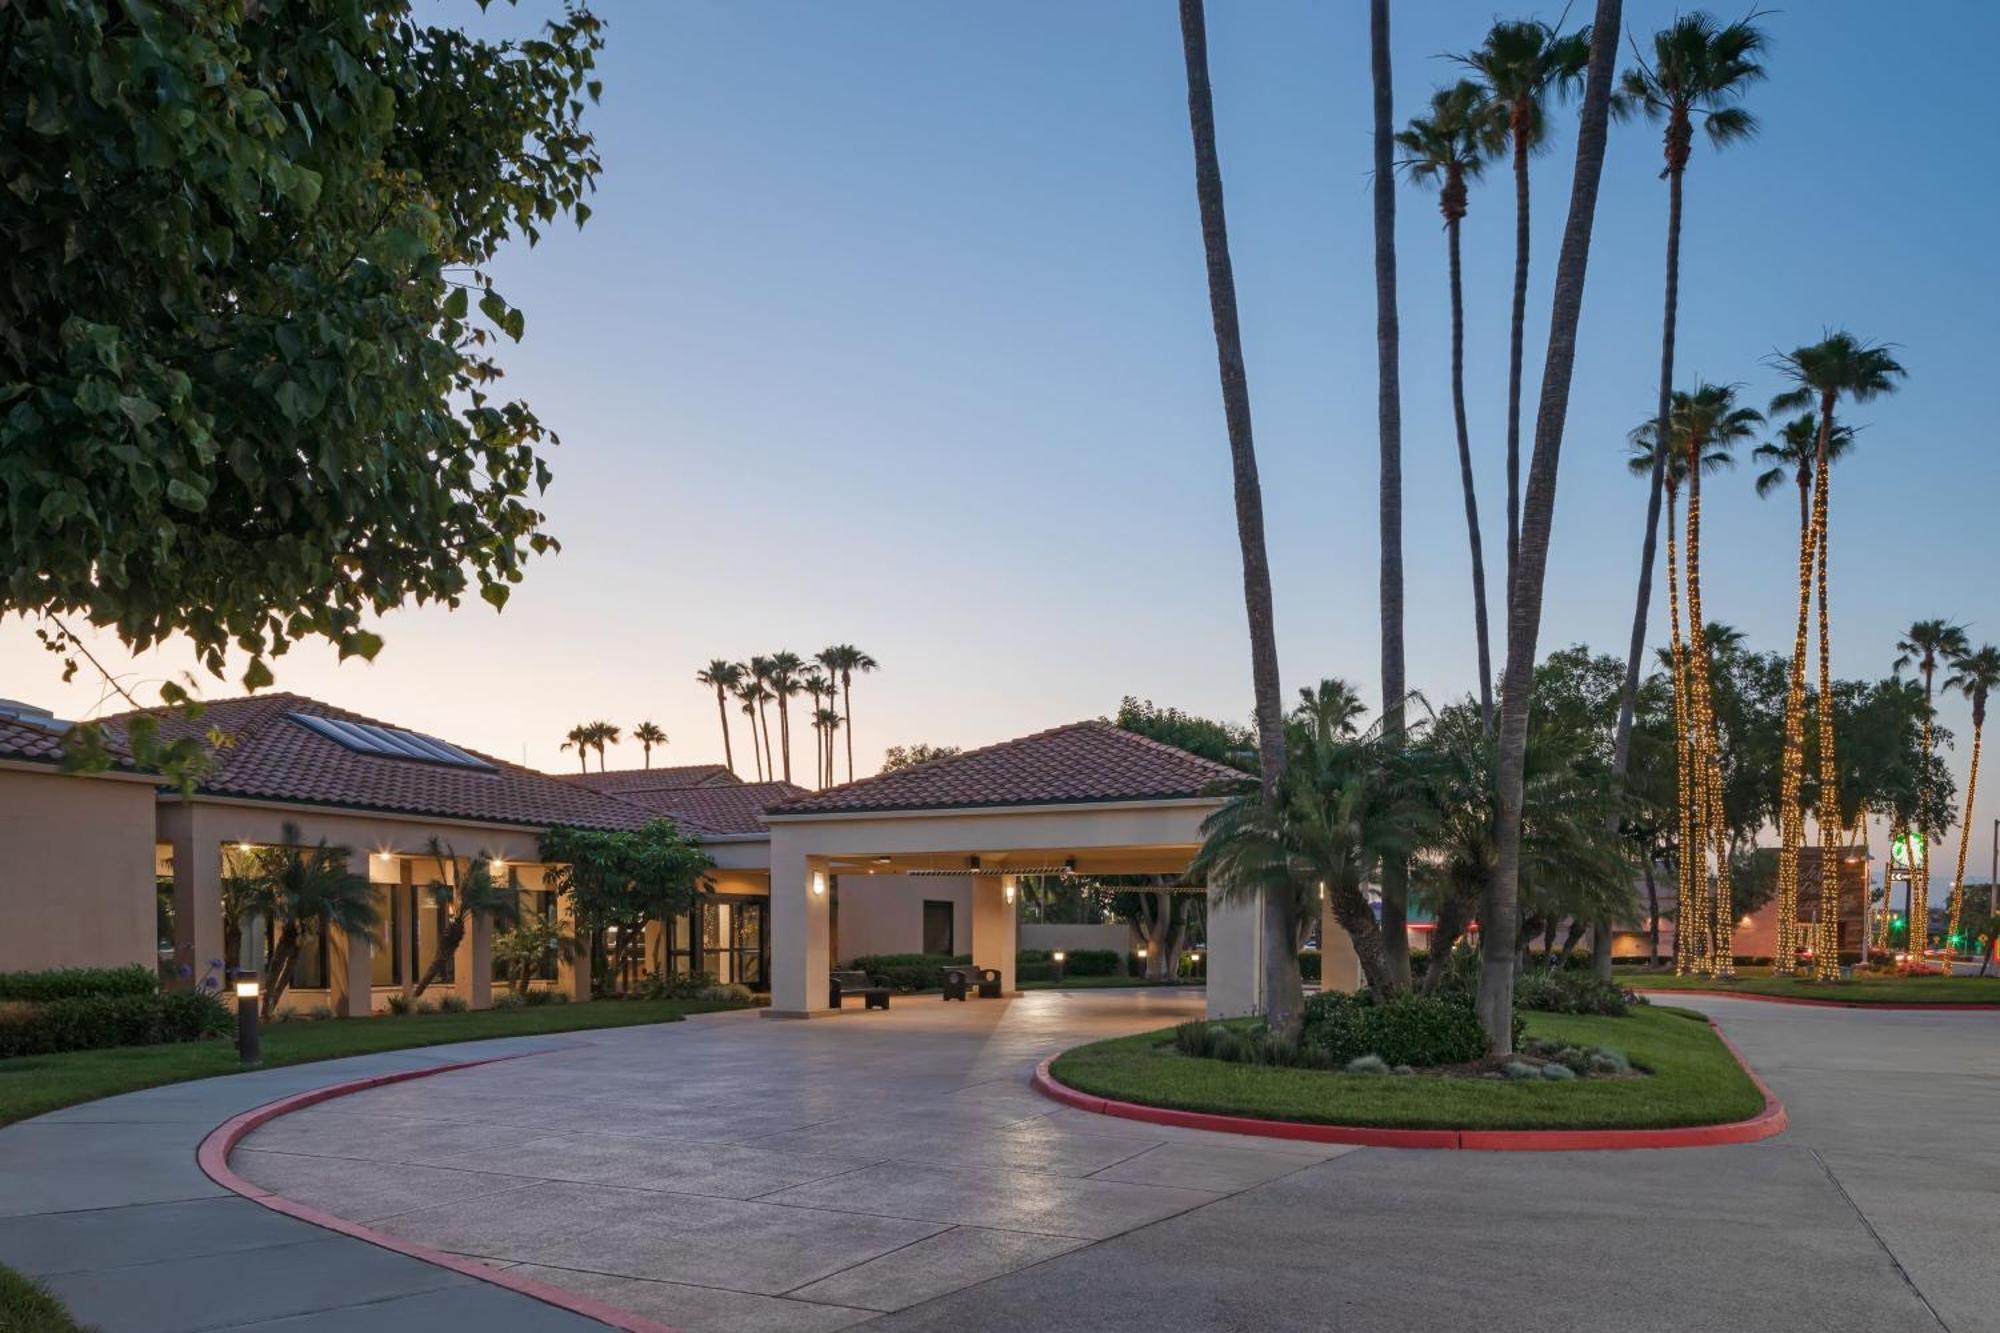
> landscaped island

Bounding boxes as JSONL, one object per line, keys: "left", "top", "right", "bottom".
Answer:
{"left": 1049, "top": 1005, "right": 1764, "bottom": 1132}
{"left": 1631, "top": 969, "right": 2000, "bottom": 1006}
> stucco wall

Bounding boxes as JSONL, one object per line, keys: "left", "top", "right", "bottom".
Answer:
{"left": 834, "top": 873, "right": 972, "bottom": 962}
{"left": 0, "top": 766, "right": 159, "bottom": 973}
{"left": 1018, "top": 922, "right": 1134, "bottom": 956}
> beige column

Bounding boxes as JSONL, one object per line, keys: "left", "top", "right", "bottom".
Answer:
{"left": 556, "top": 885, "right": 591, "bottom": 1002}
{"left": 328, "top": 850, "right": 386, "bottom": 1017}
{"left": 160, "top": 804, "right": 225, "bottom": 992}
{"left": 972, "top": 872, "right": 1019, "bottom": 994}
{"left": 1205, "top": 885, "right": 1262, "bottom": 1018}
{"left": 1319, "top": 891, "right": 1363, "bottom": 993}
{"left": 455, "top": 907, "right": 494, "bottom": 1010}
{"left": 768, "top": 826, "right": 830, "bottom": 1016}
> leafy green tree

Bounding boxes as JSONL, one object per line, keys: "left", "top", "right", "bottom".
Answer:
{"left": 494, "top": 911, "right": 567, "bottom": 997}
{"left": 3, "top": 1, "right": 603, "bottom": 777}
{"left": 1114, "top": 697, "right": 1255, "bottom": 771}
{"left": 539, "top": 820, "right": 711, "bottom": 994}
{"left": 412, "top": 842, "right": 522, "bottom": 998}
{"left": 229, "top": 822, "right": 378, "bottom": 1017}
{"left": 880, "top": 743, "right": 960, "bottom": 773}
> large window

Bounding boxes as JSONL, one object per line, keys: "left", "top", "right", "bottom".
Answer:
{"left": 659, "top": 897, "right": 768, "bottom": 990}
{"left": 923, "top": 900, "right": 955, "bottom": 956}
{"left": 492, "top": 889, "right": 559, "bottom": 984}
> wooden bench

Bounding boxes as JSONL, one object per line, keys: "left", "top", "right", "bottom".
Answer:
{"left": 942, "top": 964, "right": 1002, "bottom": 1001}
{"left": 829, "top": 969, "right": 890, "bottom": 1010}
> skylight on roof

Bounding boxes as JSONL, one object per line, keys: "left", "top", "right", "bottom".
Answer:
{"left": 289, "top": 712, "right": 494, "bottom": 771}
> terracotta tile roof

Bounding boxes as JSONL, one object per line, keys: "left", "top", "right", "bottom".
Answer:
{"left": 0, "top": 714, "right": 74, "bottom": 764}
{"left": 560, "top": 764, "right": 741, "bottom": 794}
{"left": 97, "top": 693, "right": 656, "bottom": 834}
{"left": 612, "top": 781, "right": 809, "bottom": 835}
{"left": 767, "top": 721, "right": 1240, "bottom": 817}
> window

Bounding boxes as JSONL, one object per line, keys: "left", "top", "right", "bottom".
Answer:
{"left": 923, "top": 900, "right": 954, "bottom": 956}
{"left": 289, "top": 712, "right": 494, "bottom": 771}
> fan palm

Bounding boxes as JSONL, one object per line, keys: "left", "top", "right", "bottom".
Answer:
{"left": 1895, "top": 619, "right": 1970, "bottom": 954}
{"left": 1456, "top": 17, "right": 1590, "bottom": 592}
{"left": 412, "top": 841, "right": 523, "bottom": 998}
{"left": 1608, "top": 10, "right": 1765, "bottom": 864}
{"left": 734, "top": 682, "right": 765, "bottom": 780}
{"left": 1176, "top": 0, "right": 1298, "bottom": 1036}
{"left": 695, "top": 660, "right": 744, "bottom": 775}
{"left": 632, "top": 721, "right": 667, "bottom": 769}
{"left": 767, "top": 651, "right": 804, "bottom": 783}
{"left": 818, "top": 645, "right": 879, "bottom": 783}
{"left": 1292, "top": 678, "right": 1368, "bottom": 738}
{"left": 1772, "top": 331, "right": 1907, "bottom": 974}
{"left": 559, "top": 723, "right": 592, "bottom": 774}
{"left": 814, "top": 707, "right": 843, "bottom": 788}
{"left": 1397, "top": 80, "right": 1504, "bottom": 734}
{"left": 232, "top": 823, "right": 378, "bottom": 1017}
{"left": 1944, "top": 646, "right": 2000, "bottom": 951}
{"left": 801, "top": 670, "right": 831, "bottom": 785}
{"left": 585, "top": 720, "right": 620, "bottom": 773}
{"left": 746, "top": 657, "right": 776, "bottom": 779}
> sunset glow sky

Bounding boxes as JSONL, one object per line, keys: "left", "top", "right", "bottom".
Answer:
{"left": 4, "top": 2, "right": 1994, "bottom": 891}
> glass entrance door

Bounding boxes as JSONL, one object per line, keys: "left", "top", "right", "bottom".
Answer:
{"left": 698, "top": 898, "right": 768, "bottom": 990}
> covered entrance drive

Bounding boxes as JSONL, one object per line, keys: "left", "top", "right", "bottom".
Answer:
{"left": 761, "top": 721, "right": 1361, "bottom": 1018}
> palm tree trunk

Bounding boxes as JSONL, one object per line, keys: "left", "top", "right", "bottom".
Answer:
{"left": 1446, "top": 217, "right": 1494, "bottom": 736}
{"left": 1644, "top": 855, "right": 1661, "bottom": 963}
{"left": 1482, "top": 0, "right": 1622, "bottom": 1055}
{"left": 777, "top": 696, "right": 793, "bottom": 783}
{"left": 1810, "top": 392, "right": 1842, "bottom": 977}
{"left": 842, "top": 674, "right": 855, "bottom": 783}
{"left": 262, "top": 923, "right": 300, "bottom": 1019}
{"left": 1917, "top": 673, "right": 1936, "bottom": 952}
{"left": 1946, "top": 713, "right": 1983, "bottom": 950}
{"left": 1685, "top": 433, "right": 1736, "bottom": 976}
{"left": 1178, "top": 0, "right": 1298, "bottom": 1038}
{"left": 1370, "top": 0, "right": 1409, "bottom": 992}
{"left": 1666, "top": 490, "right": 1696, "bottom": 973}
{"left": 1773, "top": 474, "right": 1814, "bottom": 974}
{"left": 715, "top": 687, "right": 736, "bottom": 775}
{"left": 1504, "top": 106, "right": 1530, "bottom": 599}
{"left": 758, "top": 698, "right": 774, "bottom": 779}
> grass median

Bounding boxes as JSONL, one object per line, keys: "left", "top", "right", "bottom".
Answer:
{"left": 1631, "top": 970, "right": 2000, "bottom": 1004}
{"left": 0, "top": 997, "right": 743, "bottom": 1128}
{"left": 1048, "top": 1005, "right": 1764, "bottom": 1132}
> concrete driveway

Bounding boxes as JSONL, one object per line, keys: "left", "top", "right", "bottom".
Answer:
{"left": 228, "top": 991, "right": 1994, "bottom": 1333}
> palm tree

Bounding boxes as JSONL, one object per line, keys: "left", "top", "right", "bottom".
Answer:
{"left": 1293, "top": 678, "right": 1367, "bottom": 737}
{"left": 632, "top": 721, "right": 667, "bottom": 769}
{"left": 767, "top": 651, "right": 803, "bottom": 783}
{"left": 1484, "top": 0, "right": 1621, "bottom": 1053}
{"left": 802, "top": 669, "right": 832, "bottom": 785}
{"left": 695, "top": 660, "right": 744, "bottom": 775}
{"left": 1177, "top": 0, "right": 1297, "bottom": 1037}
{"left": 814, "top": 707, "right": 843, "bottom": 787}
{"left": 1456, "top": 16, "right": 1590, "bottom": 594}
{"left": 1396, "top": 80, "right": 1504, "bottom": 735}
{"left": 411, "top": 841, "right": 523, "bottom": 998}
{"left": 1772, "top": 331, "right": 1907, "bottom": 975}
{"left": 1753, "top": 413, "right": 1854, "bottom": 971}
{"left": 818, "top": 644, "right": 878, "bottom": 783}
{"left": 1895, "top": 619, "right": 1970, "bottom": 956}
{"left": 746, "top": 656, "right": 776, "bottom": 779}
{"left": 734, "top": 682, "right": 765, "bottom": 780}
{"left": 559, "top": 723, "right": 592, "bottom": 774}
{"left": 1608, "top": 13, "right": 1766, "bottom": 911}
{"left": 231, "top": 824, "right": 378, "bottom": 1017}
{"left": 585, "top": 720, "right": 620, "bottom": 773}
{"left": 1944, "top": 646, "right": 2000, "bottom": 952}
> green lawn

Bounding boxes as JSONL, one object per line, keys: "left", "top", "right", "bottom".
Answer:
{"left": 1020, "top": 976, "right": 1207, "bottom": 991}
{"left": 0, "top": 1263, "right": 89, "bottom": 1332}
{"left": 1631, "top": 970, "right": 2000, "bottom": 1004}
{"left": 0, "top": 998, "right": 742, "bottom": 1128}
{"left": 1048, "top": 1006, "right": 1764, "bottom": 1131}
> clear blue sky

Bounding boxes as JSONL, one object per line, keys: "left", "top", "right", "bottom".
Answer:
{"left": 6, "top": 2, "right": 1995, "bottom": 883}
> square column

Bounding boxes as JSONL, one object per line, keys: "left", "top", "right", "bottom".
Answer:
{"left": 557, "top": 885, "right": 591, "bottom": 1002}
{"left": 973, "top": 873, "right": 1019, "bottom": 994}
{"left": 1206, "top": 885, "right": 1262, "bottom": 1018}
{"left": 768, "top": 827, "right": 829, "bottom": 1016}
{"left": 162, "top": 808, "right": 225, "bottom": 992}
{"left": 1319, "top": 892, "right": 1363, "bottom": 993}
{"left": 454, "top": 901, "right": 494, "bottom": 1010}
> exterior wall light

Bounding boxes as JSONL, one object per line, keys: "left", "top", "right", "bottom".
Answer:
{"left": 236, "top": 841, "right": 253, "bottom": 853}
{"left": 488, "top": 857, "right": 507, "bottom": 876}
{"left": 1003, "top": 881, "right": 1015, "bottom": 905}
{"left": 811, "top": 871, "right": 827, "bottom": 897}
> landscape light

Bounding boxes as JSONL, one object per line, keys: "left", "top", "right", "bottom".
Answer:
{"left": 1136, "top": 946, "right": 1148, "bottom": 958}
{"left": 234, "top": 972, "right": 261, "bottom": 1067}
{"left": 1052, "top": 950, "right": 1066, "bottom": 962}
{"left": 234, "top": 978, "right": 259, "bottom": 999}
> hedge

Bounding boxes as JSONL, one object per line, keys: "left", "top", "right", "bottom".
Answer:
{"left": 0, "top": 965, "right": 158, "bottom": 1003}
{"left": 0, "top": 991, "right": 231, "bottom": 1059}
{"left": 847, "top": 953, "right": 973, "bottom": 992}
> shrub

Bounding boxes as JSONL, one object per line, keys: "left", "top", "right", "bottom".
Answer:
{"left": 847, "top": 953, "right": 973, "bottom": 992}
{"left": 1540, "top": 1062, "right": 1577, "bottom": 1081}
{"left": 304, "top": 1004, "right": 335, "bottom": 1022}
{"left": 1302, "top": 990, "right": 1500, "bottom": 1068}
{"left": 437, "top": 994, "right": 469, "bottom": 1014}
{"left": 491, "top": 993, "right": 526, "bottom": 1011}
{"left": 1514, "top": 970, "right": 1643, "bottom": 1016}
{"left": 640, "top": 971, "right": 719, "bottom": 1001}
{"left": 385, "top": 994, "right": 414, "bottom": 1016}
{"left": 1055, "top": 949, "right": 1121, "bottom": 978}
{"left": 522, "top": 987, "right": 558, "bottom": 1005}
{"left": 0, "top": 990, "right": 229, "bottom": 1058}
{"left": 1170, "top": 1020, "right": 1341, "bottom": 1070}
{"left": 413, "top": 998, "right": 439, "bottom": 1015}
{"left": 0, "top": 964, "right": 157, "bottom": 1002}
{"left": 1344, "top": 1054, "right": 1390, "bottom": 1076}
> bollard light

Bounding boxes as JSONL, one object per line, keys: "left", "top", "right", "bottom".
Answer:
{"left": 1052, "top": 949, "right": 1067, "bottom": 984}
{"left": 234, "top": 973, "right": 262, "bottom": 1068}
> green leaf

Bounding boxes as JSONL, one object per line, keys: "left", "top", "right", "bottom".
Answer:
{"left": 443, "top": 287, "right": 468, "bottom": 319}
{"left": 242, "top": 658, "right": 275, "bottom": 691}
{"left": 480, "top": 583, "right": 510, "bottom": 610}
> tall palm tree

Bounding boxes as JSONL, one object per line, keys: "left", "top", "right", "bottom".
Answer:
{"left": 695, "top": 660, "right": 744, "bottom": 775}
{"left": 1292, "top": 678, "right": 1367, "bottom": 737}
{"left": 1608, "top": 12, "right": 1766, "bottom": 901}
{"left": 585, "top": 720, "right": 620, "bottom": 773}
{"left": 800, "top": 669, "right": 830, "bottom": 784}
{"left": 1396, "top": 81, "right": 1504, "bottom": 735}
{"left": 1456, "top": 16, "right": 1590, "bottom": 595}
{"left": 767, "top": 651, "right": 803, "bottom": 783}
{"left": 1753, "top": 413, "right": 1854, "bottom": 971}
{"left": 1772, "top": 331, "right": 1907, "bottom": 975}
{"left": 814, "top": 707, "right": 843, "bottom": 788}
{"left": 1177, "top": 0, "right": 1297, "bottom": 1037}
{"left": 1484, "top": 0, "right": 1621, "bottom": 1054}
{"left": 631, "top": 721, "right": 667, "bottom": 769}
{"left": 1367, "top": 0, "right": 1414, "bottom": 991}
{"left": 746, "top": 656, "right": 776, "bottom": 779}
{"left": 734, "top": 682, "right": 766, "bottom": 780}
{"left": 1944, "top": 646, "right": 2000, "bottom": 952}
{"left": 559, "top": 723, "right": 592, "bottom": 774}
{"left": 1894, "top": 619, "right": 1970, "bottom": 955}
{"left": 818, "top": 645, "right": 878, "bottom": 783}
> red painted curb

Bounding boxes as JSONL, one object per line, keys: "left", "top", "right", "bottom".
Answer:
{"left": 198, "top": 1056, "right": 680, "bottom": 1333}
{"left": 1031, "top": 1018, "right": 1787, "bottom": 1152}
{"left": 1633, "top": 986, "right": 2000, "bottom": 1012}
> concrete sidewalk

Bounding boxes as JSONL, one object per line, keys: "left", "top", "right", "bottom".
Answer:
{"left": 0, "top": 1033, "right": 620, "bottom": 1332}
